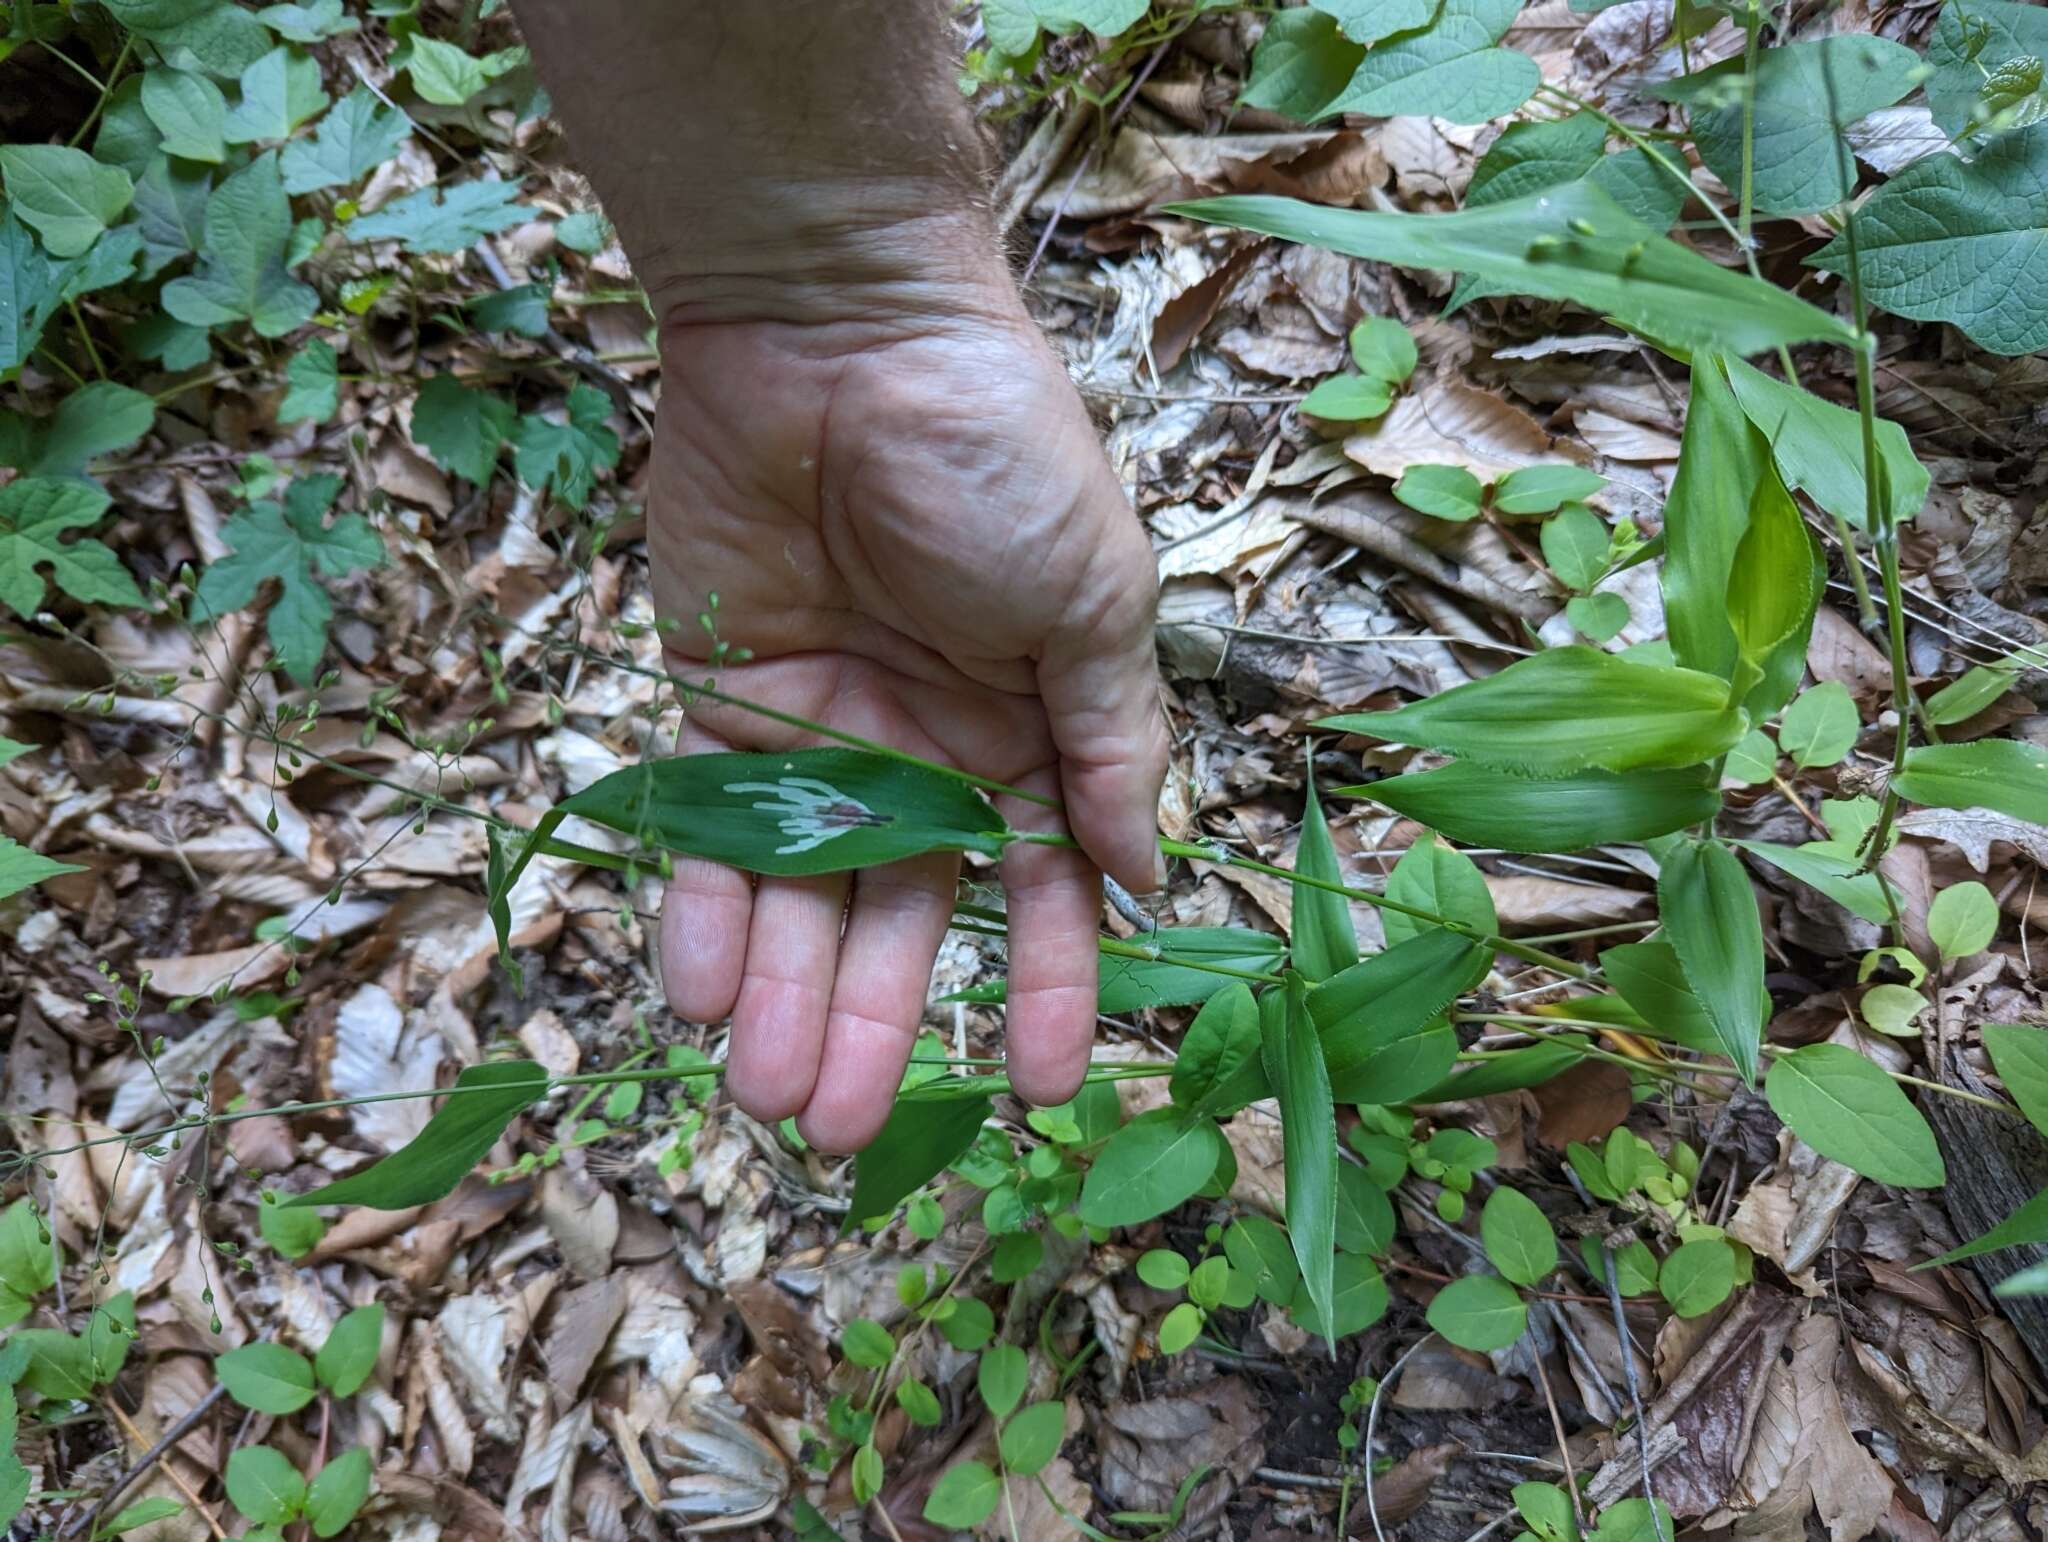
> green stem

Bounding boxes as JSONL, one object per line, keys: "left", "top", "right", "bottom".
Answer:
{"left": 66, "top": 35, "right": 133, "bottom": 148}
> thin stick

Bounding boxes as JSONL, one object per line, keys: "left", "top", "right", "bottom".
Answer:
{"left": 1600, "top": 1246, "right": 1666, "bottom": 1542}
{"left": 1364, "top": 1334, "right": 1435, "bottom": 1542}
{"left": 64, "top": 1382, "right": 229, "bottom": 1539}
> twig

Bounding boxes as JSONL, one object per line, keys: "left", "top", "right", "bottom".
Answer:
{"left": 96, "top": 1392, "right": 232, "bottom": 1542}
{"left": 65, "top": 1382, "right": 230, "bottom": 1539}
{"left": 1364, "top": 1334, "right": 1435, "bottom": 1542}
{"left": 1530, "top": 1341, "right": 1583, "bottom": 1527}
{"left": 1599, "top": 1245, "right": 1666, "bottom": 1542}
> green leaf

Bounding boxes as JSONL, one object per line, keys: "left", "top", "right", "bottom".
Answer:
{"left": 560, "top": 747, "right": 1012, "bottom": 877}
{"left": 1659, "top": 839, "right": 1766, "bottom": 1084}
{"left": 101, "top": 0, "right": 221, "bottom": 27}
{"left": 162, "top": 153, "right": 318, "bottom": 337}
{"left": 1764, "top": 1043, "right": 1945, "bottom": 1187}
{"left": 136, "top": 3, "right": 275, "bottom": 80}
{"left": 86, "top": 1293, "right": 136, "bottom": 1384}
{"left": 8, "top": 382, "right": 154, "bottom": 479}
{"left": 1925, "top": 657, "right": 2025, "bottom": 726}
{"left": 194, "top": 474, "right": 386, "bottom": 685}
{"left": 1310, "top": 926, "right": 1492, "bottom": 1101}
{"left": 924, "top": 1461, "right": 1002, "bottom": 1529}
{"left": 1513, "top": 1481, "right": 1581, "bottom": 1542}
{"left": 1983, "top": 1025, "right": 2048, "bottom": 1140}
{"left": 1777, "top": 682, "right": 1859, "bottom": 769}
{"left": 259, "top": 1, "right": 358, "bottom": 42}
{"left": 1383, "top": 834, "right": 1496, "bottom": 949}
{"left": 1324, "top": 0, "right": 1539, "bottom": 124}
{"left": 1860, "top": 983, "right": 1928, "bottom": 1037}
{"left": 1926, "top": 1185, "right": 2048, "bottom": 1268}
{"left": 1566, "top": 592, "right": 1629, "bottom": 642}
{"left": 1480, "top": 1186, "right": 1557, "bottom": 1286}
{"left": 1300, "top": 372, "right": 1393, "bottom": 422}
{"left": 216, "top": 1342, "right": 318, "bottom": 1414}
{"left": 411, "top": 373, "right": 513, "bottom": 483}
{"left": 1320, "top": 646, "right": 1747, "bottom": 775}
{"left": 1723, "top": 730, "right": 1777, "bottom": 786}
{"left": 1335, "top": 1163, "right": 1394, "bottom": 1255}
{"left": 1393, "top": 463, "right": 1484, "bottom": 520}
{"left": 1240, "top": 9, "right": 1366, "bottom": 118}
{"left": 1722, "top": 356, "right": 1926, "bottom": 533}
{"left": 1171, "top": 182, "right": 1855, "bottom": 357}
{"left": 1925, "top": 0, "right": 2048, "bottom": 134}
{"left": 1349, "top": 315, "right": 1418, "bottom": 382}
{"left": 349, "top": 178, "right": 527, "bottom": 254}
{"left": 1425, "top": 1273, "right": 1526, "bottom": 1350}
{"left": 1733, "top": 840, "right": 1890, "bottom": 925}
{"left": 279, "top": 86, "right": 410, "bottom": 193}
{"left": 279, "top": 339, "right": 339, "bottom": 424}
{"left": 1266, "top": 975, "right": 1338, "bottom": 1336}
{"left": 0, "top": 1203, "right": 56, "bottom": 1301}
{"left": 896, "top": 1378, "right": 942, "bottom": 1427}
{"left": 1658, "top": 1239, "right": 1735, "bottom": 1318}
{"left": 1157, "top": 1299, "right": 1204, "bottom": 1353}
{"left": 1412, "top": 1038, "right": 1589, "bottom": 1101}
{"left": 315, "top": 1303, "right": 383, "bottom": 1396}
{"left": 1034, "top": 0, "right": 1150, "bottom": 37}
{"left": 223, "top": 46, "right": 330, "bottom": 144}
{"left": 141, "top": 67, "right": 229, "bottom": 162}
{"left": 1079, "top": 1110, "right": 1222, "bottom": 1228}
{"left": 1601, "top": 940, "right": 1755, "bottom": 1056}
{"left": 1725, "top": 458, "right": 1820, "bottom": 700}
{"left": 304, "top": 1448, "right": 372, "bottom": 1539}
{"left": 1928, "top": 881, "right": 1999, "bottom": 961}
{"left": 408, "top": 36, "right": 513, "bottom": 105}
{"left": 0, "top": 211, "right": 88, "bottom": 373}
{"left": 840, "top": 1319, "right": 894, "bottom": 1368}
{"left": 1342, "top": 761, "right": 1718, "bottom": 852}
{"left": 469, "top": 281, "right": 550, "bottom": 338}
{"left": 847, "top": 1093, "right": 990, "bottom": 1225}
{"left": 977, "top": 1342, "right": 1028, "bottom": 1418}
{"left": 1810, "top": 121, "right": 2048, "bottom": 356}
{"left": 0, "top": 146, "right": 133, "bottom": 259}
{"left": 1169, "top": 982, "right": 1263, "bottom": 1118}
{"left": 0, "top": 477, "right": 142, "bottom": 616}
{"left": 102, "top": 1498, "right": 187, "bottom": 1536}
{"left": 1652, "top": 36, "right": 1918, "bottom": 216}
{"left": 226, "top": 1446, "right": 306, "bottom": 1527}
{"left": 510, "top": 382, "right": 620, "bottom": 508}
{"left": 955, "top": 926, "right": 1286, "bottom": 1015}
{"left": 1000, "top": 1401, "right": 1067, "bottom": 1476}
{"left": 258, "top": 1198, "right": 325, "bottom": 1259}
{"left": 1224, "top": 1215, "right": 1301, "bottom": 1305}
{"left": 990, "top": 1231, "right": 1043, "bottom": 1284}
{"left": 1997, "top": 1259, "right": 2048, "bottom": 1298}
{"left": 1291, "top": 762, "right": 1357, "bottom": 981}
{"left": 1312, "top": 0, "right": 1438, "bottom": 46}
{"left": 1467, "top": 110, "right": 1607, "bottom": 206}
{"left": 1494, "top": 464, "right": 1605, "bottom": 516}
{"left": 16, "top": 1329, "right": 94, "bottom": 1399}
{"left": 555, "top": 210, "right": 608, "bottom": 254}
{"left": 1288, "top": 1254, "right": 1389, "bottom": 1341}
{"left": 284, "top": 1059, "right": 547, "bottom": 1211}
{"left": 1894, "top": 739, "right": 2048, "bottom": 823}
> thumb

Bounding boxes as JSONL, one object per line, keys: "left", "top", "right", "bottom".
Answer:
{"left": 1035, "top": 564, "right": 1168, "bottom": 898}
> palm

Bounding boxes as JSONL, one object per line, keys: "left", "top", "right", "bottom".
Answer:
{"left": 646, "top": 303, "right": 1164, "bottom": 1152}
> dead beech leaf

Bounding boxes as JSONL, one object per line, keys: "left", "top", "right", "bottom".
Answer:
{"left": 1487, "top": 876, "right": 1651, "bottom": 929}
{"left": 1367, "top": 1442, "right": 1459, "bottom": 1528}
{"left": 1098, "top": 1380, "right": 1264, "bottom": 1523}
{"left": 1528, "top": 1059, "right": 1632, "bottom": 1145}
{"left": 1388, "top": 1338, "right": 1521, "bottom": 1410}
{"left": 1344, "top": 377, "right": 1562, "bottom": 487}
{"left": 1895, "top": 806, "right": 2048, "bottom": 872}
{"left": 1722, "top": 1316, "right": 1893, "bottom": 1542}
{"left": 1576, "top": 407, "right": 1683, "bottom": 462}
{"left": 1807, "top": 606, "right": 1895, "bottom": 706}
{"left": 1032, "top": 129, "right": 1336, "bottom": 219}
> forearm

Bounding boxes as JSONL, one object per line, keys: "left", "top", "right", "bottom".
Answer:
{"left": 507, "top": 0, "right": 1000, "bottom": 320}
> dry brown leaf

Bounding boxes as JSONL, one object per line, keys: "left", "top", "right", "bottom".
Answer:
{"left": 1344, "top": 377, "right": 1563, "bottom": 487}
{"left": 1527, "top": 1059, "right": 1632, "bottom": 1145}
{"left": 1895, "top": 805, "right": 2048, "bottom": 872}
{"left": 1098, "top": 1380, "right": 1264, "bottom": 1525}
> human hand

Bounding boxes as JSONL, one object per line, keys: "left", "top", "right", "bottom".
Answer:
{"left": 646, "top": 222, "right": 1167, "bottom": 1153}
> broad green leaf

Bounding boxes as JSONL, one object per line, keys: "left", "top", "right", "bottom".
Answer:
{"left": 86, "top": 1293, "right": 136, "bottom": 1384}
{"left": 1658, "top": 840, "right": 1766, "bottom": 1083}
{"left": 0, "top": 477, "right": 142, "bottom": 616}
{"left": 1724, "top": 458, "right": 1820, "bottom": 705}
{"left": 1658, "top": 1238, "right": 1735, "bottom": 1317}
{"left": 1467, "top": 112, "right": 1607, "bottom": 206}
{"left": 1079, "top": 1110, "right": 1221, "bottom": 1228}
{"left": 1157, "top": 1300, "right": 1204, "bottom": 1353}
{"left": 1593, "top": 1500, "right": 1676, "bottom": 1542}
{"left": 1350, "top": 315, "right": 1418, "bottom": 382}
{"left": 349, "top": 178, "right": 528, "bottom": 254}
{"left": 1998, "top": 1259, "right": 2048, "bottom": 1298}
{"left": 1924, "top": 0, "right": 2048, "bottom": 134}
{"left": 896, "top": 1378, "right": 943, "bottom": 1426}
{"left": 848, "top": 1093, "right": 990, "bottom": 1224}
{"left": 1925, "top": 1185, "right": 2048, "bottom": 1267}
{"left": 138, "top": 2, "right": 275, "bottom": 79}
{"left": 279, "top": 340, "right": 338, "bottom": 424}
{"left": 1724, "top": 729, "right": 1777, "bottom": 786}
{"left": 1652, "top": 36, "right": 1918, "bottom": 216}
{"left": 1240, "top": 9, "right": 1366, "bottom": 118}
{"left": 162, "top": 153, "right": 318, "bottom": 337}
{"left": 1171, "top": 183, "right": 1855, "bottom": 357}
{"left": 141, "top": 67, "right": 229, "bottom": 162}
{"left": 411, "top": 373, "right": 514, "bottom": 483}
{"left": 226, "top": 1446, "right": 306, "bottom": 1527}
{"left": 258, "top": 1198, "right": 325, "bottom": 1259}
{"left": 1928, "top": 881, "right": 1999, "bottom": 961}
{"left": 315, "top": 1303, "right": 383, "bottom": 1396}
{"left": 1136, "top": 1249, "right": 1191, "bottom": 1293}
{"left": 284, "top": 1059, "right": 548, "bottom": 1210}
{"left": 1664, "top": 355, "right": 1770, "bottom": 685}
{"left": 559, "top": 747, "right": 1012, "bottom": 877}
{"left": 1291, "top": 762, "right": 1357, "bottom": 981}
{"left": 1494, "top": 464, "right": 1605, "bottom": 516}
{"left": 0, "top": 211, "right": 88, "bottom": 373}
{"left": 223, "top": 46, "right": 330, "bottom": 144}
{"left": 1342, "top": 761, "right": 1718, "bottom": 852}
{"left": 469, "top": 282, "right": 550, "bottom": 337}
{"left": 8, "top": 382, "right": 154, "bottom": 478}
{"left": 982, "top": 0, "right": 1042, "bottom": 53}
{"left": 1393, "top": 463, "right": 1484, "bottom": 520}
{"left": 1265, "top": 976, "right": 1337, "bottom": 1337}
{"left": 1320, "top": 647, "right": 1746, "bottom": 775}
{"left": 1425, "top": 1273, "right": 1526, "bottom": 1350}
{"left": 953, "top": 927, "right": 1287, "bottom": 1013}
{"left": 409, "top": 36, "right": 508, "bottom": 104}
{"left": 1000, "top": 1401, "right": 1067, "bottom": 1476}
{"left": 1224, "top": 1215, "right": 1301, "bottom": 1305}
{"left": 1480, "top": 1186, "right": 1557, "bottom": 1287}
{"left": 1412, "top": 1038, "right": 1589, "bottom": 1101}
{"left": 1169, "top": 982, "right": 1263, "bottom": 1118}
{"left": 1383, "top": 834, "right": 1496, "bottom": 949}
{"left": 194, "top": 474, "right": 385, "bottom": 684}
{"left": 1722, "top": 357, "right": 1926, "bottom": 531}
{"left": 17, "top": 1330, "right": 94, "bottom": 1399}
{"left": 1290, "top": 1253, "right": 1390, "bottom": 1340}
{"left": 1312, "top": 0, "right": 1438, "bottom": 46}
{"left": 102, "top": 0, "right": 220, "bottom": 26}
{"left": 977, "top": 1342, "right": 1028, "bottom": 1418}
{"left": 1925, "top": 657, "right": 2025, "bottom": 726}
{"left": 1894, "top": 739, "right": 2048, "bottom": 823}
{"left": 1764, "top": 1043, "right": 1945, "bottom": 1187}
{"left": 1598, "top": 943, "right": 1740, "bottom": 1056}
{"left": 1860, "top": 983, "right": 1928, "bottom": 1036}
{"left": 1300, "top": 373, "right": 1393, "bottom": 421}
{"left": 1335, "top": 1164, "right": 1394, "bottom": 1255}
{"left": 216, "top": 1342, "right": 317, "bottom": 1414}
{"left": 1035, "top": 0, "right": 1150, "bottom": 36}
{"left": 840, "top": 1320, "right": 893, "bottom": 1368}
{"left": 280, "top": 87, "right": 410, "bottom": 193}
{"left": 0, "top": 146, "right": 133, "bottom": 258}
{"left": 1733, "top": 840, "right": 1890, "bottom": 925}
{"left": 1566, "top": 592, "right": 1628, "bottom": 642}
{"left": 260, "top": 0, "right": 359, "bottom": 42}
{"left": 0, "top": 1202, "right": 57, "bottom": 1300}
{"left": 1983, "top": 1025, "right": 2048, "bottom": 1139}
{"left": 1310, "top": 925, "right": 1492, "bottom": 1101}
{"left": 1777, "top": 682, "right": 1859, "bottom": 768}
{"left": 131, "top": 156, "right": 212, "bottom": 278}
{"left": 305, "top": 1448, "right": 371, "bottom": 1539}
{"left": 101, "top": 1498, "right": 186, "bottom": 1536}
{"left": 555, "top": 210, "right": 607, "bottom": 253}
{"left": 924, "top": 1461, "right": 1002, "bottom": 1529}
{"left": 510, "top": 382, "right": 620, "bottom": 508}
{"left": 1809, "top": 121, "right": 2048, "bottom": 356}
{"left": 1324, "top": 0, "right": 1539, "bottom": 124}
{"left": 1513, "top": 1481, "right": 1580, "bottom": 1542}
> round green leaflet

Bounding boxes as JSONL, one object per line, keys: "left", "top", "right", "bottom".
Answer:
{"left": 1425, "top": 1273, "right": 1526, "bottom": 1351}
